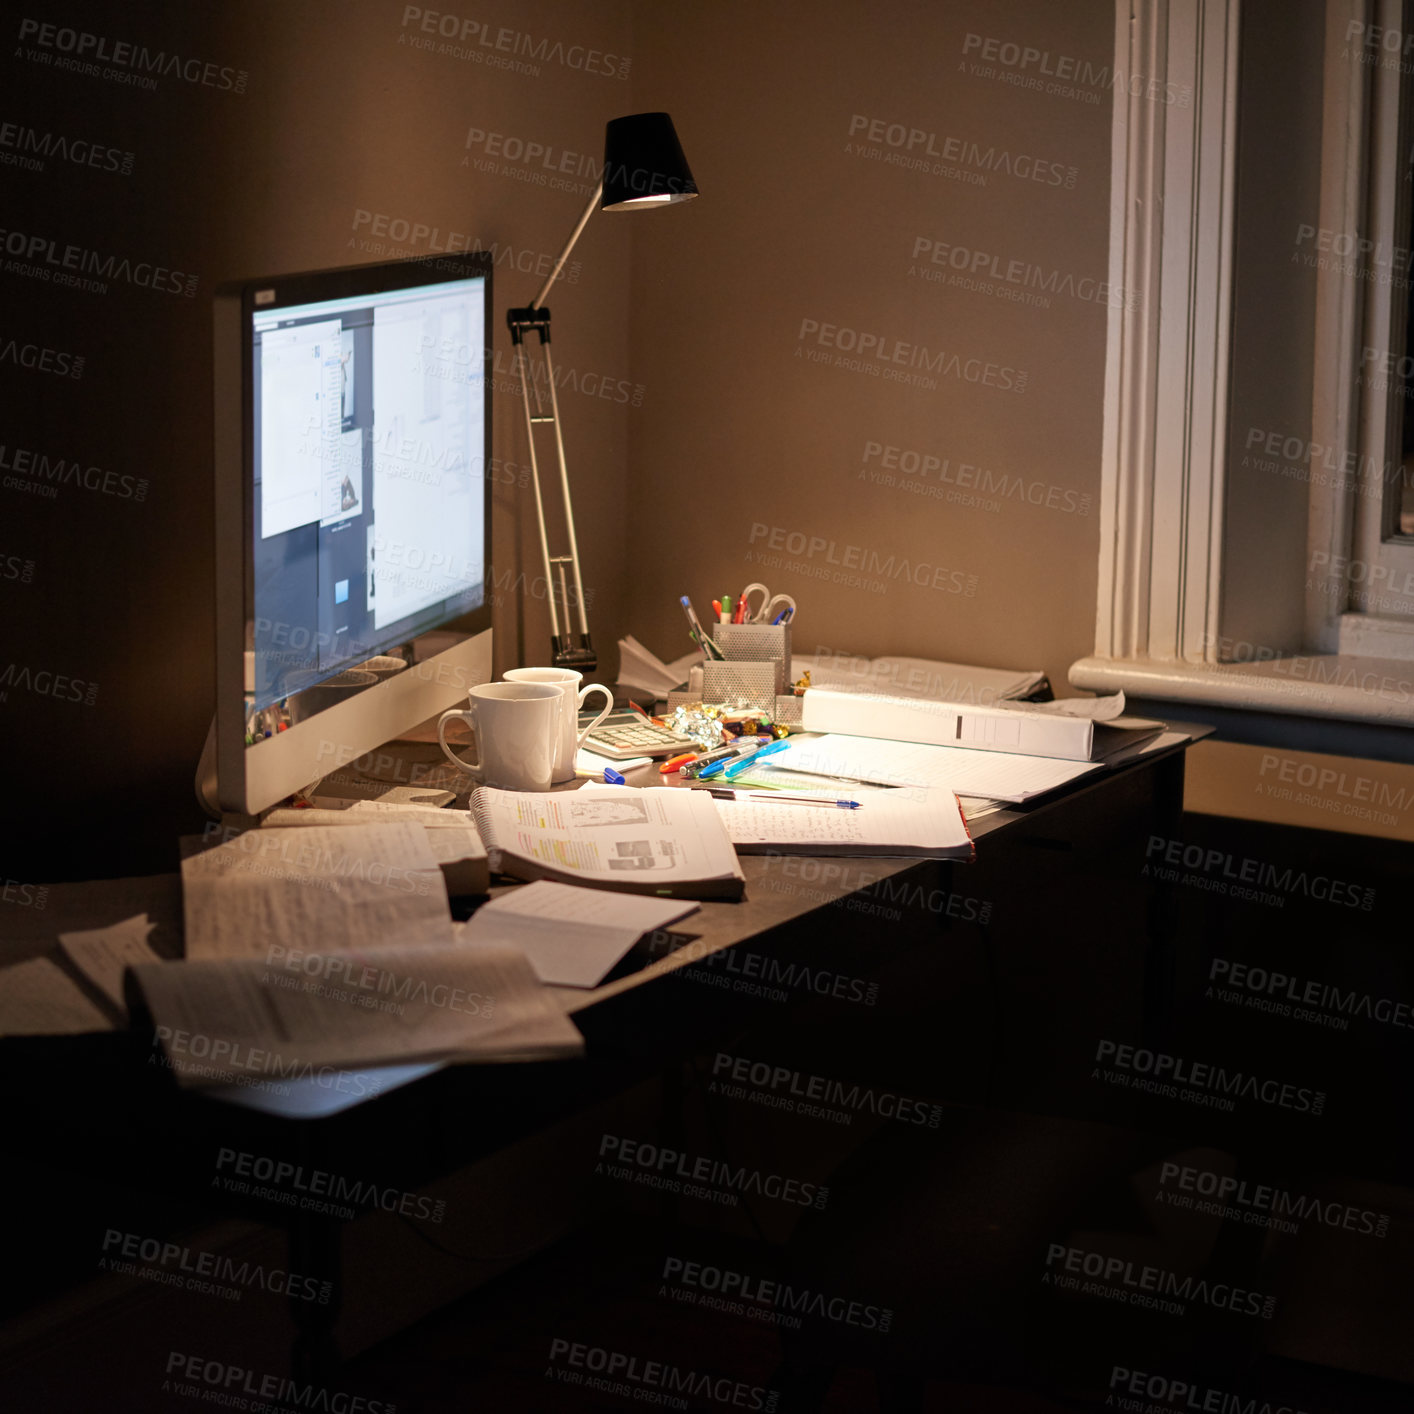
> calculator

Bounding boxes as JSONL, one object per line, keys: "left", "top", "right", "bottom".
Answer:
{"left": 579, "top": 709, "right": 699, "bottom": 759}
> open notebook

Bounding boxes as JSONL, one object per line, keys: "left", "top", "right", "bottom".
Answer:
{"left": 704, "top": 787, "right": 974, "bottom": 861}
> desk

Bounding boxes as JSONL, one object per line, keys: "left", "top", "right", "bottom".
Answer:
{"left": 1, "top": 727, "right": 1207, "bottom": 1403}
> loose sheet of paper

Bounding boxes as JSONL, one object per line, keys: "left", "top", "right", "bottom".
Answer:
{"left": 0, "top": 956, "right": 112, "bottom": 1036}
{"left": 780, "top": 734, "right": 1100, "bottom": 802}
{"left": 58, "top": 914, "right": 161, "bottom": 1015}
{"left": 132, "top": 941, "right": 582, "bottom": 1086}
{"left": 462, "top": 881, "right": 699, "bottom": 987}
{"left": 182, "top": 822, "right": 453, "bottom": 959}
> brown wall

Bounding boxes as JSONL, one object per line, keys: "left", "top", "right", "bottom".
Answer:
{"left": 7, "top": 0, "right": 1187, "bottom": 880}
{"left": 621, "top": 0, "right": 1115, "bottom": 685}
{"left": 3, "top": 0, "right": 639, "bottom": 878}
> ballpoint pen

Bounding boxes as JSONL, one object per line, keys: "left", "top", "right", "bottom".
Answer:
{"left": 680, "top": 595, "right": 725, "bottom": 659}
{"left": 695, "top": 748, "right": 764, "bottom": 780}
{"left": 719, "top": 737, "right": 790, "bottom": 777}
{"left": 680, "top": 738, "right": 769, "bottom": 778}
{"left": 700, "top": 788, "right": 862, "bottom": 808}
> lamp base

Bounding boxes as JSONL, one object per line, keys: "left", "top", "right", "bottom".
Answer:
{"left": 552, "top": 633, "right": 597, "bottom": 673}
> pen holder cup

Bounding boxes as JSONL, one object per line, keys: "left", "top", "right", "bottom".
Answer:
{"left": 712, "top": 623, "right": 791, "bottom": 695}
{"left": 702, "top": 661, "right": 777, "bottom": 713}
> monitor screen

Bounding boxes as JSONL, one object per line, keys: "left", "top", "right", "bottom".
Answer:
{"left": 249, "top": 272, "right": 487, "bottom": 712}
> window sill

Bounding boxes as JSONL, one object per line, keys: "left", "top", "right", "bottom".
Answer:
{"left": 1068, "top": 655, "right": 1414, "bottom": 727}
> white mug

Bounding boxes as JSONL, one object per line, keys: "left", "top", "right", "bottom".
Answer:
{"left": 503, "top": 667, "right": 614, "bottom": 783}
{"left": 437, "top": 681, "right": 563, "bottom": 791}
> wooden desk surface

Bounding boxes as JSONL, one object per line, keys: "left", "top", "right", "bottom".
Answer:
{"left": 545, "top": 721, "right": 1209, "bottom": 1017}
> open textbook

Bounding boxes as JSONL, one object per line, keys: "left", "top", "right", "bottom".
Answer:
{"left": 127, "top": 941, "right": 583, "bottom": 1087}
{"left": 470, "top": 787, "right": 746, "bottom": 900}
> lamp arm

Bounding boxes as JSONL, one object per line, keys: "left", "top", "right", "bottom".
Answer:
{"left": 530, "top": 178, "right": 604, "bottom": 311}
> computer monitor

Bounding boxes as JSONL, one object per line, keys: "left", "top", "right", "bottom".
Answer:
{"left": 204, "top": 253, "right": 495, "bottom": 817}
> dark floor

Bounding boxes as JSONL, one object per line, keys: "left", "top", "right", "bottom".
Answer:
{"left": 2, "top": 811, "right": 1411, "bottom": 1413}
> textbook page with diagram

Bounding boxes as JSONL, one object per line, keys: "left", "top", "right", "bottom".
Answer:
{"left": 470, "top": 787, "right": 746, "bottom": 900}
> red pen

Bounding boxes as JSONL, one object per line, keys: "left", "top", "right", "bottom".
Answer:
{"left": 712, "top": 599, "right": 722, "bottom": 623}
{"left": 659, "top": 752, "right": 698, "bottom": 774}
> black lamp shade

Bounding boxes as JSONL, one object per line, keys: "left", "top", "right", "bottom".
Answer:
{"left": 601, "top": 112, "right": 698, "bottom": 210}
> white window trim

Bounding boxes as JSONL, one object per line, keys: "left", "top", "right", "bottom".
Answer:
{"left": 1070, "top": 0, "right": 1414, "bottom": 726}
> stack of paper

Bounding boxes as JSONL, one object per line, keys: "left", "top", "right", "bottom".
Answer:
{"left": 776, "top": 735, "right": 1102, "bottom": 803}
{"left": 794, "top": 652, "right": 1046, "bottom": 705}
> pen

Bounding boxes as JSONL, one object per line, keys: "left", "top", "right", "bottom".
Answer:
{"left": 680, "top": 740, "right": 764, "bottom": 778}
{"left": 680, "top": 595, "right": 725, "bottom": 659}
{"left": 720, "top": 738, "right": 790, "bottom": 778}
{"left": 659, "top": 751, "right": 698, "bottom": 774}
{"left": 697, "top": 738, "right": 783, "bottom": 780}
{"left": 712, "top": 599, "right": 722, "bottom": 623}
{"left": 722, "top": 595, "right": 732, "bottom": 623}
{"left": 701, "top": 789, "right": 862, "bottom": 808}
{"left": 772, "top": 608, "right": 791, "bottom": 625}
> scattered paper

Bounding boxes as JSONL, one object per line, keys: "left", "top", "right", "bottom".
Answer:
{"left": 617, "top": 635, "right": 698, "bottom": 697}
{"left": 58, "top": 914, "right": 160, "bottom": 1014}
{"left": 0, "top": 956, "right": 112, "bottom": 1036}
{"left": 181, "top": 822, "right": 453, "bottom": 959}
{"left": 462, "top": 881, "right": 699, "bottom": 987}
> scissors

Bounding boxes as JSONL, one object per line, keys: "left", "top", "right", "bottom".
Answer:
{"left": 736, "top": 582, "right": 797, "bottom": 625}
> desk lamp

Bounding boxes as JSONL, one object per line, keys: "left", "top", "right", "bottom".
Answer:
{"left": 506, "top": 111, "right": 697, "bottom": 672}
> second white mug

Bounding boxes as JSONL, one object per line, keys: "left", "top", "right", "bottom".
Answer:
{"left": 437, "top": 681, "right": 563, "bottom": 791}
{"left": 503, "top": 666, "right": 614, "bottom": 783}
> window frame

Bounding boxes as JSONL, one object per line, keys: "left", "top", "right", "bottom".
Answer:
{"left": 1071, "top": 0, "right": 1414, "bottom": 731}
